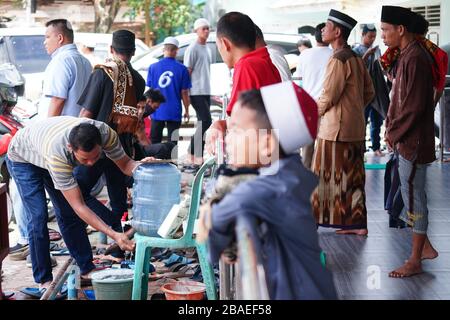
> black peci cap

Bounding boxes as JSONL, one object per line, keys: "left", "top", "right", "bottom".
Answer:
{"left": 112, "top": 29, "right": 135, "bottom": 50}
{"left": 381, "top": 6, "right": 414, "bottom": 28}
{"left": 328, "top": 9, "right": 357, "bottom": 31}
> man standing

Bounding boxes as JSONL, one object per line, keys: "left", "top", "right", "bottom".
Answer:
{"left": 77, "top": 30, "right": 146, "bottom": 232}
{"left": 205, "top": 12, "right": 281, "bottom": 153}
{"left": 353, "top": 24, "right": 385, "bottom": 157}
{"left": 42, "top": 19, "right": 91, "bottom": 118}
{"left": 184, "top": 18, "right": 213, "bottom": 170}
{"left": 311, "top": 10, "right": 375, "bottom": 236}
{"left": 7, "top": 117, "right": 138, "bottom": 291}
{"left": 147, "top": 36, "right": 191, "bottom": 150}
{"left": 381, "top": 6, "right": 438, "bottom": 278}
{"left": 294, "top": 23, "right": 332, "bottom": 168}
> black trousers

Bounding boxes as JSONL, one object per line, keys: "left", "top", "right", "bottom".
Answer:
{"left": 151, "top": 119, "right": 181, "bottom": 145}
{"left": 189, "top": 95, "right": 212, "bottom": 158}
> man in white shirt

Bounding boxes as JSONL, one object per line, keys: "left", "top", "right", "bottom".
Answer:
{"left": 255, "top": 24, "right": 292, "bottom": 82}
{"left": 293, "top": 23, "right": 332, "bottom": 168}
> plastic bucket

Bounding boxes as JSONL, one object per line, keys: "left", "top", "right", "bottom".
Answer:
{"left": 161, "top": 280, "right": 206, "bottom": 300}
{"left": 91, "top": 269, "right": 134, "bottom": 300}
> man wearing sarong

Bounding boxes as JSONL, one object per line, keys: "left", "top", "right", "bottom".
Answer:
{"left": 311, "top": 9, "right": 375, "bottom": 236}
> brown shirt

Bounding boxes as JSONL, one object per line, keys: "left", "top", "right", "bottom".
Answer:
{"left": 386, "top": 40, "right": 435, "bottom": 164}
{"left": 317, "top": 46, "right": 375, "bottom": 142}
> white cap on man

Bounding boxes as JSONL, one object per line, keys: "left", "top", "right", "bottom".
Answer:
{"left": 260, "top": 81, "right": 318, "bottom": 154}
{"left": 194, "top": 18, "right": 210, "bottom": 31}
{"left": 162, "top": 36, "right": 179, "bottom": 48}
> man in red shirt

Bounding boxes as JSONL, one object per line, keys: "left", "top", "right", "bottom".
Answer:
{"left": 205, "top": 12, "right": 281, "bottom": 154}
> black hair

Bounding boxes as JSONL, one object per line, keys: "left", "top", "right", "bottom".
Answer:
{"left": 410, "top": 13, "right": 429, "bottom": 36}
{"left": 297, "top": 39, "right": 312, "bottom": 48}
{"left": 254, "top": 24, "right": 264, "bottom": 40}
{"left": 330, "top": 21, "right": 351, "bottom": 41}
{"left": 144, "top": 88, "right": 166, "bottom": 103}
{"left": 315, "top": 23, "right": 326, "bottom": 44}
{"left": 237, "top": 90, "right": 272, "bottom": 130}
{"left": 217, "top": 12, "right": 256, "bottom": 49}
{"left": 69, "top": 123, "right": 102, "bottom": 152}
{"left": 45, "top": 19, "right": 74, "bottom": 43}
{"left": 111, "top": 47, "right": 135, "bottom": 59}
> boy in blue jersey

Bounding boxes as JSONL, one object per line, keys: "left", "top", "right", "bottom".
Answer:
{"left": 146, "top": 37, "right": 191, "bottom": 150}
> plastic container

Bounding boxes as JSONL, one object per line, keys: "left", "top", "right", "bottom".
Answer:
{"left": 91, "top": 269, "right": 134, "bottom": 300}
{"left": 161, "top": 280, "right": 206, "bottom": 300}
{"left": 132, "top": 163, "right": 181, "bottom": 237}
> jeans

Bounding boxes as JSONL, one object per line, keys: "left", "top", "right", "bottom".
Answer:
{"left": 73, "top": 157, "right": 126, "bottom": 232}
{"left": 364, "top": 105, "right": 383, "bottom": 151}
{"left": 189, "top": 95, "right": 212, "bottom": 158}
{"left": 7, "top": 157, "right": 117, "bottom": 283}
{"left": 10, "top": 177, "right": 28, "bottom": 245}
{"left": 398, "top": 155, "right": 430, "bottom": 234}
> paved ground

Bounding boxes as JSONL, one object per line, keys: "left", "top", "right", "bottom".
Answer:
{"left": 3, "top": 150, "right": 450, "bottom": 300}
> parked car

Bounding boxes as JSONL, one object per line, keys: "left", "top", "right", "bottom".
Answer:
{"left": 131, "top": 32, "right": 302, "bottom": 108}
{"left": 0, "top": 27, "right": 149, "bottom": 101}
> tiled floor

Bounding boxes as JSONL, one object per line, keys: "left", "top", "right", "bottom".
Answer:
{"left": 319, "top": 155, "right": 450, "bottom": 300}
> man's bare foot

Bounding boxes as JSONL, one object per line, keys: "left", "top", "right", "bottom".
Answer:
{"left": 336, "top": 228, "right": 368, "bottom": 236}
{"left": 421, "top": 246, "right": 439, "bottom": 260}
{"left": 389, "top": 260, "right": 423, "bottom": 278}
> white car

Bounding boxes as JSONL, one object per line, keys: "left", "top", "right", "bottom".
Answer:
{"left": 0, "top": 27, "right": 149, "bottom": 101}
{"left": 131, "top": 32, "right": 301, "bottom": 108}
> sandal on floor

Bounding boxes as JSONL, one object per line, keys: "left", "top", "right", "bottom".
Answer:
{"left": 20, "top": 285, "right": 67, "bottom": 300}
{"left": 48, "top": 228, "right": 62, "bottom": 241}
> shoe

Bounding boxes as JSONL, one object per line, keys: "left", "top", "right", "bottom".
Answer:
{"left": 9, "top": 243, "right": 29, "bottom": 254}
{"left": 26, "top": 254, "right": 57, "bottom": 268}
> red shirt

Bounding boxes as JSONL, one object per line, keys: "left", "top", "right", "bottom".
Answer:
{"left": 227, "top": 47, "right": 282, "bottom": 115}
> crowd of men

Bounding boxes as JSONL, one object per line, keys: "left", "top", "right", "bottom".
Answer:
{"left": 6, "top": 4, "right": 449, "bottom": 299}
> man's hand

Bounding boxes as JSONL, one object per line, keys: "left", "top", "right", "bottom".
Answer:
{"left": 131, "top": 157, "right": 158, "bottom": 174}
{"left": 384, "top": 133, "right": 393, "bottom": 152}
{"left": 115, "top": 232, "right": 135, "bottom": 252}
{"left": 184, "top": 110, "right": 190, "bottom": 123}
{"left": 205, "top": 120, "right": 227, "bottom": 155}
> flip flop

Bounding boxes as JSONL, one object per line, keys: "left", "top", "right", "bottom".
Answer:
{"left": 48, "top": 228, "right": 62, "bottom": 241}
{"left": 50, "top": 248, "right": 70, "bottom": 256}
{"left": 20, "top": 285, "right": 67, "bottom": 300}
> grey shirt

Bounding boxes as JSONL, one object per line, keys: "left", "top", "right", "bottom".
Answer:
{"left": 183, "top": 41, "right": 212, "bottom": 96}
{"left": 8, "top": 116, "right": 126, "bottom": 190}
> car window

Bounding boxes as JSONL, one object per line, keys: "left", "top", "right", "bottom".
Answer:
{"left": 9, "top": 35, "right": 50, "bottom": 74}
{"left": 266, "top": 41, "right": 298, "bottom": 55}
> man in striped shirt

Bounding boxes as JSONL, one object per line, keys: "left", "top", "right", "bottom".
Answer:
{"left": 7, "top": 116, "right": 140, "bottom": 291}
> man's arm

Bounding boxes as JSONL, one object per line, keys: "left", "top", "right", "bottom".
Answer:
{"left": 388, "top": 58, "right": 432, "bottom": 144}
{"left": 79, "top": 108, "right": 94, "bottom": 118}
{"left": 47, "top": 97, "right": 66, "bottom": 117}
{"left": 62, "top": 186, "right": 135, "bottom": 251}
{"left": 317, "top": 58, "right": 347, "bottom": 116}
{"left": 181, "top": 89, "right": 190, "bottom": 121}
{"left": 113, "top": 154, "right": 140, "bottom": 177}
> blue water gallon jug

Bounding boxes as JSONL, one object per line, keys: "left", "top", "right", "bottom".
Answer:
{"left": 131, "top": 163, "right": 181, "bottom": 236}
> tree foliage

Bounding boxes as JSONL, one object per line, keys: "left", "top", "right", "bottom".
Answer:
{"left": 127, "top": 0, "right": 204, "bottom": 43}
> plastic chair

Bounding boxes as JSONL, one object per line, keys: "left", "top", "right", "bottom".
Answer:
{"left": 131, "top": 157, "right": 217, "bottom": 300}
